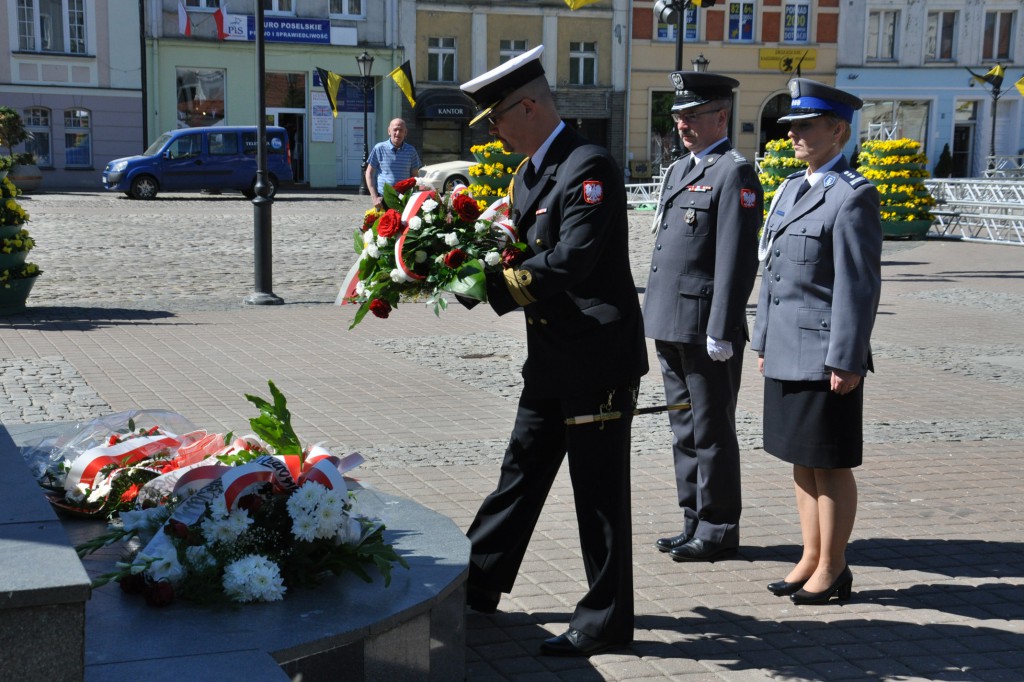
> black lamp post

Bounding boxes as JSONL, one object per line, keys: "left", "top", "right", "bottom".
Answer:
{"left": 656, "top": 0, "right": 690, "bottom": 161}
{"left": 245, "top": 0, "right": 282, "bottom": 305}
{"left": 356, "top": 50, "right": 374, "bottom": 195}
{"left": 965, "top": 64, "right": 1005, "bottom": 171}
{"left": 692, "top": 53, "right": 710, "bottom": 72}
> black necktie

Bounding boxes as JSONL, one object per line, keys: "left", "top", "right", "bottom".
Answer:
{"left": 794, "top": 179, "right": 811, "bottom": 202}
{"left": 684, "top": 156, "right": 696, "bottom": 175}
{"left": 523, "top": 162, "right": 537, "bottom": 189}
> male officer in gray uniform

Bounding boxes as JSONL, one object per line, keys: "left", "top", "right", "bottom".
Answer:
{"left": 644, "top": 72, "right": 762, "bottom": 563}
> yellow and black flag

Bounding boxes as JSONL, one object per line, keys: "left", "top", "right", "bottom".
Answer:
{"left": 565, "top": 0, "right": 601, "bottom": 8}
{"left": 388, "top": 61, "right": 417, "bottom": 108}
{"left": 1016, "top": 75, "right": 1024, "bottom": 98}
{"left": 316, "top": 66, "right": 343, "bottom": 118}
{"left": 969, "top": 64, "right": 1005, "bottom": 89}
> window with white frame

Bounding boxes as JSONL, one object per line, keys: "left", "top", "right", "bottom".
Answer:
{"left": 500, "top": 39, "right": 528, "bottom": 64}
{"left": 23, "top": 107, "right": 52, "bottom": 167}
{"left": 867, "top": 9, "right": 898, "bottom": 60}
{"left": 783, "top": 0, "right": 810, "bottom": 43}
{"left": 983, "top": 11, "right": 1015, "bottom": 61}
{"left": 16, "top": 0, "right": 87, "bottom": 54}
{"left": 926, "top": 10, "right": 956, "bottom": 61}
{"left": 64, "top": 108, "right": 91, "bottom": 168}
{"left": 727, "top": 2, "right": 755, "bottom": 42}
{"left": 656, "top": 6, "right": 698, "bottom": 42}
{"left": 185, "top": 0, "right": 220, "bottom": 9}
{"left": 569, "top": 42, "right": 597, "bottom": 86}
{"left": 329, "top": 0, "right": 363, "bottom": 19}
{"left": 428, "top": 37, "right": 456, "bottom": 82}
{"left": 263, "top": 0, "right": 293, "bottom": 14}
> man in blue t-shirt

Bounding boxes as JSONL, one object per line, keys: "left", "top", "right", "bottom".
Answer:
{"left": 365, "top": 118, "right": 421, "bottom": 208}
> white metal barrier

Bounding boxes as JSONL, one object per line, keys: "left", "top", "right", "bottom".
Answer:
{"left": 924, "top": 178, "right": 1024, "bottom": 246}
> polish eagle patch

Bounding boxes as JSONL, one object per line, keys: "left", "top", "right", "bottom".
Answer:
{"left": 740, "top": 188, "right": 757, "bottom": 208}
{"left": 583, "top": 180, "right": 604, "bottom": 204}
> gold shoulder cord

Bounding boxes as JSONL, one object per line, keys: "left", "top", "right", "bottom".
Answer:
{"left": 509, "top": 157, "right": 529, "bottom": 208}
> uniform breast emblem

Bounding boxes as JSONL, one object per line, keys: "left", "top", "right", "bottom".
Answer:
{"left": 583, "top": 180, "right": 604, "bottom": 204}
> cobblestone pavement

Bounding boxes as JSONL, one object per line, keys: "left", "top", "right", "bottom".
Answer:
{"left": 3, "top": 189, "right": 1023, "bottom": 680}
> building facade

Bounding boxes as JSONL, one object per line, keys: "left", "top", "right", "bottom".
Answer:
{"left": 2, "top": 0, "right": 143, "bottom": 189}
{"left": 628, "top": 0, "right": 840, "bottom": 174}
{"left": 405, "top": 0, "right": 629, "bottom": 167}
{"left": 838, "top": 0, "right": 1023, "bottom": 177}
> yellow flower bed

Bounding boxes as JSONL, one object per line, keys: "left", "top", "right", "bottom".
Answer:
{"left": 470, "top": 141, "right": 513, "bottom": 158}
{"left": 861, "top": 138, "right": 922, "bottom": 155}
{"left": 468, "top": 162, "right": 510, "bottom": 178}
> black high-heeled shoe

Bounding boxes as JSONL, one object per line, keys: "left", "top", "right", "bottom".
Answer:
{"left": 767, "top": 578, "right": 808, "bottom": 596}
{"left": 790, "top": 566, "right": 853, "bottom": 605}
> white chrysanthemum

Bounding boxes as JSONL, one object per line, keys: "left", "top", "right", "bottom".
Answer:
{"left": 421, "top": 199, "right": 438, "bottom": 212}
{"left": 201, "top": 515, "right": 236, "bottom": 545}
{"left": 475, "top": 221, "right": 488, "bottom": 234}
{"left": 376, "top": 234, "right": 390, "bottom": 248}
{"left": 414, "top": 250, "right": 427, "bottom": 263}
{"left": 295, "top": 481, "right": 326, "bottom": 507}
{"left": 209, "top": 497, "right": 229, "bottom": 519}
{"left": 407, "top": 216, "right": 422, "bottom": 231}
{"left": 366, "top": 244, "right": 380, "bottom": 259}
{"left": 444, "top": 232, "right": 460, "bottom": 247}
{"left": 292, "top": 513, "right": 318, "bottom": 542}
{"left": 185, "top": 545, "right": 217, "bottom": 570}
{"left": 390, "top": 268, "right": 405, "bottom": 283}
{"left": 141, "top": 544, "right": 186, "bottom": 584}
{"left": 67, "top": 484, "right": 89, "bottom": 504}
{"left": 424, "top": 212, "right": 435, "bottom": 224}
{"left": 484, "top": 251, "right": 501, "bottom": 267}
{"left": 315, "top": 504, "right": 344, "bottom": 539}
{"left": 224, "top": 508, "right": 254, "bottom": 535}
{"left": 86, "top": 481, "right": 112, "bottom": 504}
{"left": 363, "top": 229, "right": 374, "bottom": 246}
{"left": 222, "top": 555, "right": 286, "bottom": 603}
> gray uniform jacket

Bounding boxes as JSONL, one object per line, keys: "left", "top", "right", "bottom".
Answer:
{"left": 643, "top": 141, "right": 763, "bottom": 344}
{"left": 751, "top": 158, "right": 882, "bottom": 381}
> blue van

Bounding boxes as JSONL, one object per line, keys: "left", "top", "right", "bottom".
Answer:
{"left": 102, "top": 126, "right": 294, "bottom": 199}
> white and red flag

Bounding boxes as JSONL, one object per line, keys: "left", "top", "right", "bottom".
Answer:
{"left": 178, "top": 2, "right": 193, "bottom": 37}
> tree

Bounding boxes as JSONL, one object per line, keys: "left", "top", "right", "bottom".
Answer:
{"left": 934, "top": 143, "right": 953, "bottom": 178}
{"left": 0, "top": 107, "right": 31, "bottom": 158}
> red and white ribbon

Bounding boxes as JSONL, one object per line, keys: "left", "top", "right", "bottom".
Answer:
{"left": 65, "top": 433, "right": 183, "bottom": 491}
{"left": 393, "top": 190, "right": 437, "bottom": 282}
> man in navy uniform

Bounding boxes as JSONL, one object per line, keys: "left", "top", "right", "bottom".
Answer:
{"left": 459, "top": 45, "right": 648, "bottom": 657}
{"left": 644, "top": 72, "right": 762, "bottom": 563}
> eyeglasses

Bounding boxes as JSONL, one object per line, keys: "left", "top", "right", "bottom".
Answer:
{"left": 487, "top": 98, "right": 531, "bottom": 126}
{"left": 672, "top": 108, "right": 724, "bottom": 124}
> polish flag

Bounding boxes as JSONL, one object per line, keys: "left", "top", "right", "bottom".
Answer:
{"left": 178, "top": 2, "right": 192, "bottom": 37}
{"left": 213, "top": 7, "right": 228, "bottom": 40}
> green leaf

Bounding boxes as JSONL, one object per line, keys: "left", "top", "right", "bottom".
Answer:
{"left": 348, "top": 300, "right": 372, "bottom": 330}
{"left": 383, "top": 183, "right": 402, "bottom": 211}
{"left": 243, "top": 380, "right": 302, "bottom": 457}
{"left": 441, "top": 261, "right": 488, "bottom": 302}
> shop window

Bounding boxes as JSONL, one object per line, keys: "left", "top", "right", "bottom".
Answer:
{"left": 176, "top": 68, "right": 226, "bottom": 128}
{"left": 64, "top": 108, "right": 91, "bottom": 168}
{"left": 24, "top": 107, "right": 52, "bottom": 167}
{"left": 569, "top": 42, "right": 597, "bottom": 86}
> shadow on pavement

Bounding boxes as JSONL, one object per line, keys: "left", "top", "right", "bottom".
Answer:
{"left": 0, "top": 306, "right": 176, "bottom": 330}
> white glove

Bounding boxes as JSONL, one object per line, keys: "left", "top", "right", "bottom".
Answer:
{"left": 706, "top": 336, "right": 733, "bottom": 362}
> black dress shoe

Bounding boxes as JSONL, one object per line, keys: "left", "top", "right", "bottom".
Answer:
{"left": 767, "top": 578, "right": 808, "bottom": 596}
{"left": 669, "top": 537, "right": 738, "bottom": 563}
{"left": 791, "top": 566, "right": 853, "bottom": 605}
{"left": 655, "top": 531, "right": 692, "bottom": 553}
{"left": 540, "top": 628, "right": 628, "bottom": 657}
{"left": 466, "top": 585, "right": 500, "bottom": 614}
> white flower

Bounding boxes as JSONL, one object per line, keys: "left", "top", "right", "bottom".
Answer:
{"left": 414, "top": 250, "right": 427, "bottom": 263}
{"left": 294, "top": 482, "right": 326, "bottom": 507}
{"left": 86, "top": 481, "right": 112, "bottom": 504}
{"left": 119, "top": 507, "right": 172, "bottom": 543}
{"left": 365, "top": 244, "right": 380, "bottom": 259}
{"left": 201, "top": 515, "right": 238, "bottom": 545}
{"left": 67, "top": 484, "right": 89, "bottom": 504}
{"left": 390, "top": 268, "right": 406, "bottom": 283}
{"left": 336, "top": 516, "right": 364, "bottom": 545}
{"left": 140, "top": 543, "right": 186, "bottom": 585}
{"left": 362, "top": 229, "right": 374, "bottom": 246}
{"left": 223, "top": 554, "right": 286, "bottom": 603}
{"left": 185, "top": 545, "right": 217, "bottom": 570}
{"left": 224, "top": 508, "right": 254, "bottom": 535}
{"left": 444, "top": 232, "right": 460, "bottom": 247}
{"left": 485, "top": 251, "right": 501, "bottom": 267}
{"left": 355, "top": 281, "right": 366, "bottom": 295}
{"left": 292, "top": 513, "right": 318, "bottom": 542}
{"left": 475, "top": 221, "right": 489, "bottom": 234}
{"left": 424, "top": 212, "right": 435, "bottom": 224}
{"left": 421, "top": 199, "right": 438, "bottom": 212}
{"left": 376, "top": 234, "right": 389, "bottom": 248}
{"left": 209, "top": 497, "right": 229, "bottom": 520}
{"left": 407, "top": 215, "right": 422, "bottom": 231}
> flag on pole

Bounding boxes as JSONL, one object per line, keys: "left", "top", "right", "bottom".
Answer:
{"left": 388, "top": 61, "right": 417, "bottom": 108}
{"left": 565, "top": 0, "right": 601, "bottom": 8}
{"left": 1016, "top": 75, "right": 1024, "bottom": 97}
{"left": 316, "top": 67, "right": 343, "bottom": 118}
{"left": 178, "top": 2, "right": 192, "bottom": 37}
{"left": 213, "top": 7, "right": 229, "bottom": 40}
{"left": 970, "top": 64, "right": 1005, "bottom": 89}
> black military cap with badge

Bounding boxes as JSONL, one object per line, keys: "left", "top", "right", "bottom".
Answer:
{"left": 669, "top": 71, "right": 739, "bottom": 114}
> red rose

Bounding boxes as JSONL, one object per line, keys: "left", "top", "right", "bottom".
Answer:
{"left": 164, "top": 519, "right": 190, "bottom": 539}
{"left": 144, "top": 580, "right": 175, "bottom": 607}
{"left": 369, "top": 299, "right": 392, "bottom": 319}
{"left": 501, "top": 246, "right": 526, "bottom": 268}
{"left": 392, "top": 177, "right": 417, "bottom": 194}
{"left": 452, "top": 193, "right": 482, "bottom": 221}
{"left": 108, "top": 434, "right": 120, "bottom": 446}
{"left": 443, "top": 249, "right": 468, "bottom": 268}
{"left": 376, "top": 209, "right": 403, "bottom": 238}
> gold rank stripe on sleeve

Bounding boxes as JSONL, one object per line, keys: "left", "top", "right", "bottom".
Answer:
{"left": 503, "top": 267, "right": 537, "bottom": 307}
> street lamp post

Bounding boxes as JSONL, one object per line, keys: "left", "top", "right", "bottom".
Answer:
{"left": 356, "top": 51, "right": 374, "bottom": 195}
{"left": 965, "top": 64, "right": 1005, "bottom": 171}
{"left": 655, "top": 0, "right": 695, "bottom": 161}
{"left": 691, "top": 53, "right": 710, "bottom": 72}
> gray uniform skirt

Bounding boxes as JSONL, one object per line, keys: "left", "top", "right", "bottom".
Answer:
{"left": 762, "top": 378, "right": 863, "bottom": 469}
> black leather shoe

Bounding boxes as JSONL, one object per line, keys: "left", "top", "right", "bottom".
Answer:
{"left": 767, "top": 578, "right": 808, "bottom": 596}
{"left": 669, "top": 538, "right": 738, "bottom": 563}
{"left": 791, "top": 566, "right": 853, "bottom": 605}
{"left": 466, "top": 585, "right": 500, "bottom": 614}
{"left": 655, "top": 531, "right": 692, "bottom": 553}
{"left": 539, "top": 628, "right": 627, "bottom": 657}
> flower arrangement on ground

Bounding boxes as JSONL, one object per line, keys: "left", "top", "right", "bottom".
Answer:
{"left": 73, "top": 381, "right": 408, "bottom": 606}
{"left": 858, "top": 138, "right": 936, "bottom": 237}
{"left": 342, "top": 175, "right": 524, "bottom": 328}
{"left": 758, "top": 139, "right": 808, "bottom": 217}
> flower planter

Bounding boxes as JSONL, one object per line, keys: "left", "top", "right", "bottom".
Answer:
{"left": 0, "top": 224, "right": 21, "bottom": 239}
{"left": 469, "top": 174, "right": 510, "bottom": 190}
{"left": 8, "top": 164, "right": 43, "bottom": 193}
{"left": 472, "top": 150, "right": 526, "bottom": 169}
{"left": 882, "top": 219, "right": 932, "bottom": 239}
{"left": 0, "top": 274, "right": 37, "bottom": 315}
{"left": 0, "top": 250, "right": 28, "bottom": 270}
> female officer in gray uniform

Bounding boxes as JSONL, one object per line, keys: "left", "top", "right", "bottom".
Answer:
{"left": 751, "top": 78, "right": 882, "bottom": 605}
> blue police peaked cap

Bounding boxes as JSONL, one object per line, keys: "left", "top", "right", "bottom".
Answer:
{"left": 779, "top": 78, "right": 863, "bottom": 123}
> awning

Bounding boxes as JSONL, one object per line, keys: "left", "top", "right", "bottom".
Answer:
{"left": 415, "top": 88, "right": 475, "bottom": 120}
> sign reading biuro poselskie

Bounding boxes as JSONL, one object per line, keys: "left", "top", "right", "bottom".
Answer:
{"left": 225, "top": 15, "right": 330, "bottom": 44}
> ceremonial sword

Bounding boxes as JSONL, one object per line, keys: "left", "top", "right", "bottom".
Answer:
{"left": 564, "top": 402, "right": 691, "bottom": 426}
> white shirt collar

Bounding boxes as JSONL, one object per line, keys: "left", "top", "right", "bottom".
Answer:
{"left": 804, "top": 153, "right": 844, "bottom": 186}
{"left": 691, "top": 137, "right": 729, "bottom": 164}
{"left": 530, "top": 121, "right": 566, "bottom": 172}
